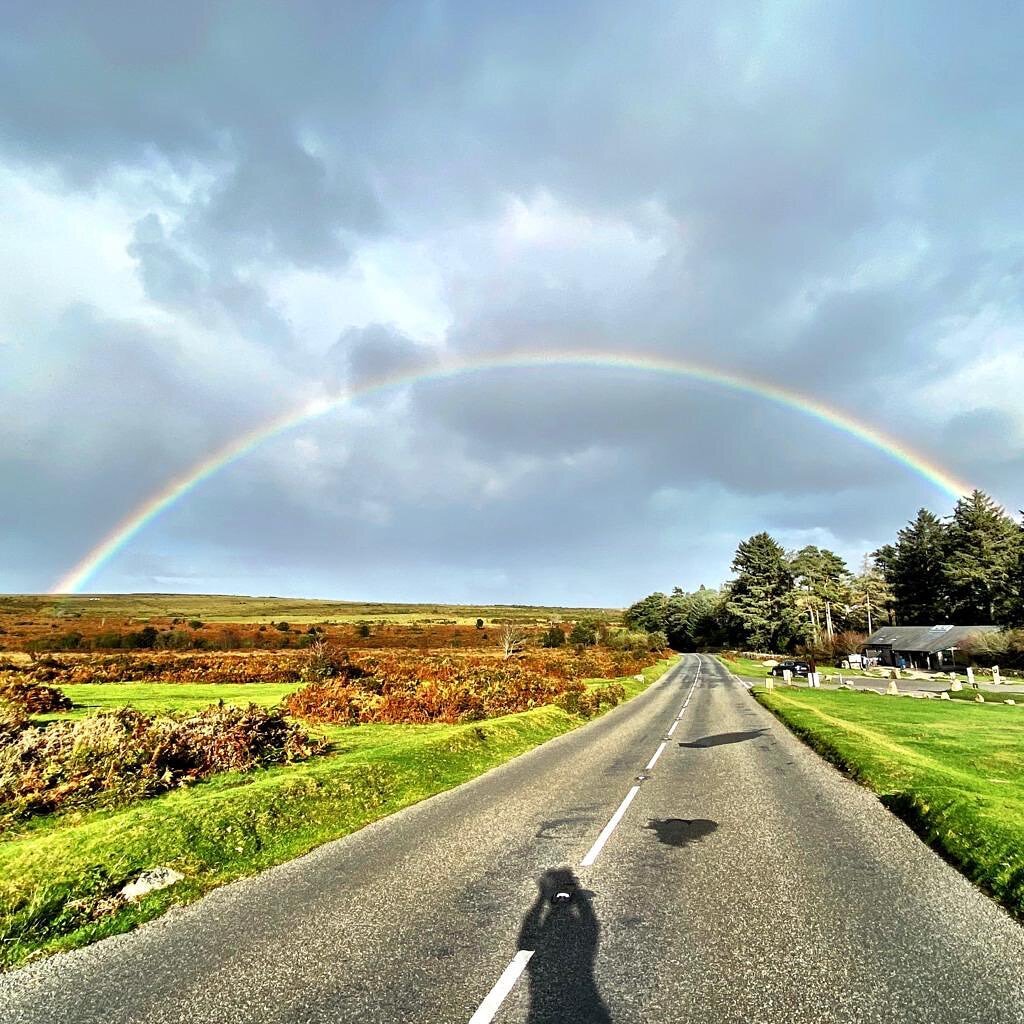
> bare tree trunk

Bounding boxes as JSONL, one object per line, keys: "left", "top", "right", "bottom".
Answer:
{"left": 500, "top": 623, "right": 526, "bottom": 660}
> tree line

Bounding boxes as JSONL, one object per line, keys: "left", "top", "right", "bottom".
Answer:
{"left": 625, "top": 489, "right": 1023, "bottom": 655}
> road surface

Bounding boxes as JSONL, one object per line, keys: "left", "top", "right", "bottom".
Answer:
{"left": 3, "top": 654, "right": 1023, "bottom": 1023}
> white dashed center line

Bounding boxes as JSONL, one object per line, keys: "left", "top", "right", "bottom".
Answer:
{"left": 645, "top": 741, "right": 667, "bottom": 770}
{"left": 466, "top": 656, "right": 703, "bottom": 1023}
{"left": 467, "top": 950, "right": 535, "bottom": 1024}
{"left": 580, "top": 785, "right": 641, "bottom": 867}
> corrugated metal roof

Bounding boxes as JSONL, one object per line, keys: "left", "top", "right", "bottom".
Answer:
{"left": 863, "top": 624, "right": 1000, "bottom": 653}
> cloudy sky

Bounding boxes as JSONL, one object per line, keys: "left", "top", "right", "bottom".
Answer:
{"left": 3, "top": 1, "right": 1023, "bottom": 605}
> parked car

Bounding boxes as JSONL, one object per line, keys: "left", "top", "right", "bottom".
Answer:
{"left": 770, "top": 660, "right": 810, "bottom": 678}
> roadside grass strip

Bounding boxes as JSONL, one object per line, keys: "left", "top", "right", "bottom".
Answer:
{"left": 754, "top": 685, "right": 1024, "bottom": 919}
{"left": 0, "top": 658, "right": 677, "bottom": 971}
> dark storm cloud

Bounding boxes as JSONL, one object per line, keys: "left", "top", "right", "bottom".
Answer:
{"left": 329, "top": 324, "right": 439, "bottom": 390}
{"left": 3, "top": 1, "right": 1024, "bottom": 598}
{"left": 128, "top": 213, "right": 293, "bottom": 348}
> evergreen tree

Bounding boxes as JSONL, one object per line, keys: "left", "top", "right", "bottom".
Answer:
{"left": 790, "top": 546, "right": 851, "bottom": 641}
{"left": 664, "top": 586, "right": 733, "bottom": 649}
{"left": 1006, "top": 515, "right": 1024, "bottom": 625}
{"left": 725, "top": 532, "right": 797, "bottom": 651}
{"left": 846, "top": 555, "right": 893, "bottom": 632}
{"left": 943, "top": 490, "right": 1019, "bottom": 623}
{"left": 622, "top": 592, "right": 669, "bottom": 633}
{"left": 540, "top": 623, "right": 566, "bottom": 648}
{"left": 882, "top": 509, "right": 949, "bottom": 623}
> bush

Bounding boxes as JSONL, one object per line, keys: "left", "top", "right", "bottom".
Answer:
{"left": 0, "top": 704, "right": 322, "bottom": 826}
{"left": 283, "top": 653, "right": 648, "bottom": 727}
{"left": 284, "top": 683, "right": 368, "bottom": 725}
{"left": 541, "top": 624, "right": 566, "bottom": 648}
{"left": 0, "top": 701, "right": 28, "bottom": 745}
{"left": 555, "top": 681, "right": 627, "bottom": 718}
{"left": 302, "top": 639, "right": 359, "bottom": 682}
{"left": 0, "top": 679, "right": 73, "bottom": 714}
{"left": 568, "top": 619, "right": 599, "bottom": 647}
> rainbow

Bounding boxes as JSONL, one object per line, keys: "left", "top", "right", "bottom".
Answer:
{"left": 50, "top": 350, "right": 974, "bottom": 594}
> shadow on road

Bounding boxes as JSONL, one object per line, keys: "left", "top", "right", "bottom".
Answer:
{"left": 644, "top": 817, "right": 718, "bottom": 848}
{"left": 678, "top": 728, "right": 767, "bottom": 748}
{"left": 517, "top": 867, "right": 612, "bottom": 1023}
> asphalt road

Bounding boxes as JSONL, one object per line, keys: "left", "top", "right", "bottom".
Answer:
{"left": 4, "top": 654, "right": 1024, "bottom": 1023}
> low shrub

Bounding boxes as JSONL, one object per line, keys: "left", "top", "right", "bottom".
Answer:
{"left": 0, "top": 678, "right": 73, "bottom": 714}
{"left": 0, "top": 704, "right": 323, "bottom": 827}
{"left": 286, "top": 663, "right": 635, "bottom": 726}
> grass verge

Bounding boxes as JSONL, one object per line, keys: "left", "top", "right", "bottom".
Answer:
{"left": 1, "top": 657, "right": 677, "bottom": 970}
{"left": 754, "top": 685, "right": 1024, "bottom": 918}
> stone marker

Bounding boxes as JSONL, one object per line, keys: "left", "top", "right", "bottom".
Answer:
{"left": 951, "top": 678, "right": 962, "bottom": 691}
{"left": 886, "top": 680, "right": 899, "bottom": 696}
{"left": 993, "top": 665, "right": 1002, "bottom": 685}
{"left": 119, "top": 867, "right": 184, "bottom": 902}
{"left": 975, "top": 694, "right": 985, "bottom": 703}
{"left": 940, "top": 692, "right": 951, "bottom": 700}
{"left": 949, "top": 672, "right": 957, "bottom": 684}
{"left": 966, "top": 666, "right": 975, "bottom": 687}
{"left": 783, "top": 669, "right": 792, "bottom": 683}
{"left": 764, "top": 675, "right": 774, "bottom": 691}
{"left": 1005, "top": 699, "right": 1016, "bottom": 706}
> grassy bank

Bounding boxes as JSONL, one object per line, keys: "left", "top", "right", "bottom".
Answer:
{"left": 1, "top": 657, "right": 676, "bottom": 969}
{"left": 755, "top": 686, "right": 1024, "bottom": 917}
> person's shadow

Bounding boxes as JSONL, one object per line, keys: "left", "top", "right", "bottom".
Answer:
{"left": 517, "top": 867, "right": 612, "bottom": 1023}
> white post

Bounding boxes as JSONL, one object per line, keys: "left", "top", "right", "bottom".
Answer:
{"left": 992, "top": 665, "right": 1001, "bottom": 686}
{"left": 966, "top": 666, "right": 975, "bottom": 688}
{"left": 783, "top": 669, "right": 793, "bottom": 684}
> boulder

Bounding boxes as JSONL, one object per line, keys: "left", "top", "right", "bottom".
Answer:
{"left": 975, "top": 694, "right": 985, "bottom": 703}
{"left": 1005, "top": 699, "right": 1016, "bottom": 706}
{"left": 120, "top": 867, "right": 184, "bottom": 902}
{"left": 886, "top": 680, "right": 899, "bottom": 696}
{"left": 951, "top": 679, "right": 962, "bottom": 692}
{"left": 940, "top": 692, "right": 951, "bottom": 700}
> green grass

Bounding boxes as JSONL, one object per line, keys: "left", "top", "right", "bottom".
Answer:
{"left": 719, "top": 655, "right": 777, "bottom": 677}
{"left": 754, "top": 685, "right": 1024, "bottom": 918}
{"left": 0, "top": 657, "right": 677, "bottom": 969}
{"left": 39, "top": 683, "right": 297, "bottom": 721}
{"left": 719, "top": 654, "right": 874, "bottom": 679}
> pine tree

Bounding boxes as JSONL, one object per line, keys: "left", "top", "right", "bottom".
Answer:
{"left": 943, "top": 490, "right": 1018, "bottom": 623}
{"left": 846, "top": 555, "right": 893, "bottom": 632}
{"left": 726, "top": 532, "right": 797, "bottom": 651}
{"left": 622, "top": 592, "right": 669, "bottom": 633}
{"left": 1006, "top": 515, "right": 1024, "bottom": 626}
{"left": 882, "top": 509, "right": 949, "bottom": 623}
{"left": 790, "top": 546, "right": 851, "bottom": 641}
